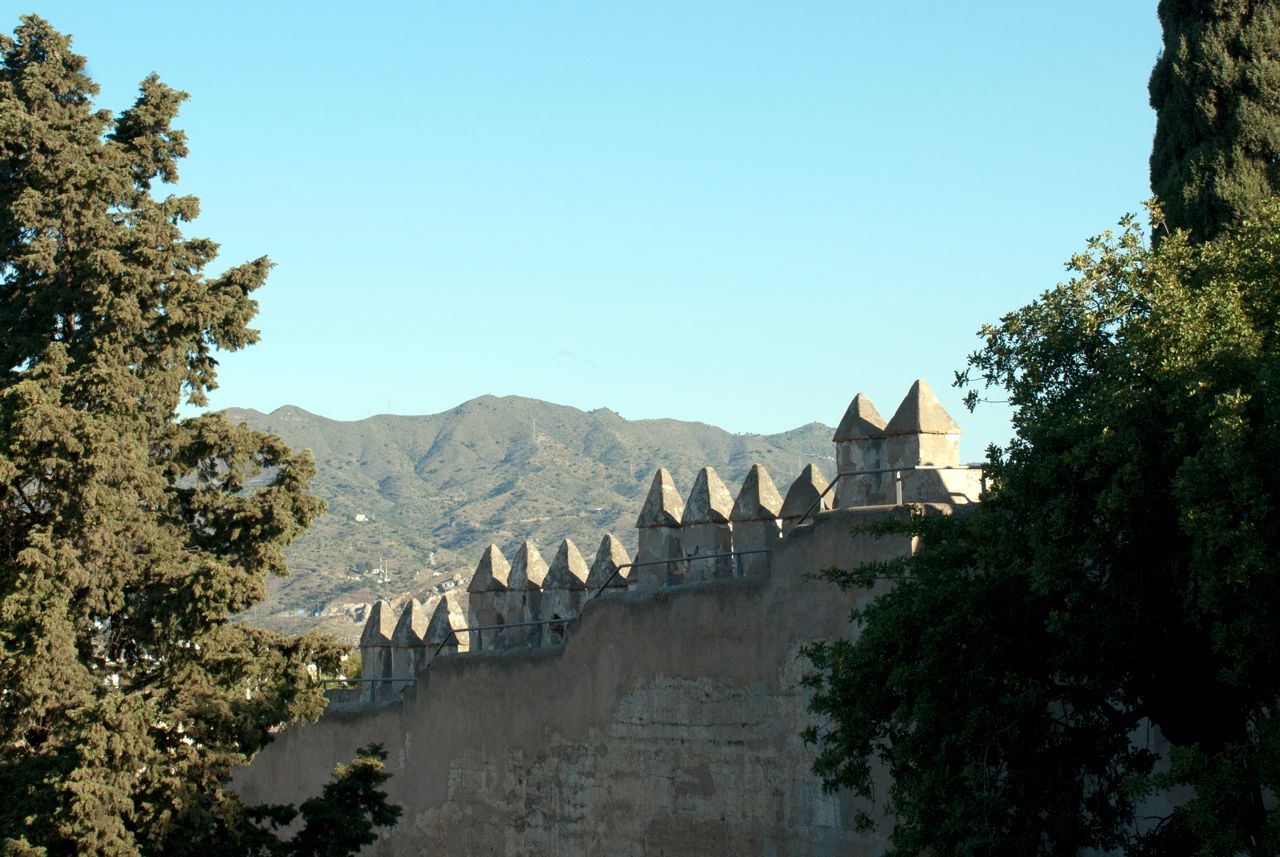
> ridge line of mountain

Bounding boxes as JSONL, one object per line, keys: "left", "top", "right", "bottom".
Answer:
{"left": 223, "top": 395, "right": 829, "bottom": 438}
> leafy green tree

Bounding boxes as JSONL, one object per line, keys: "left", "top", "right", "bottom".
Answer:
{"left": 0, "top": 16, "right": 396, "bottom": 856}
{"left": 804, "top": 201, "right": 1280, "bottom": 855}
{"left": 1149, "top": 0, "right": 1280, "bottom": 242}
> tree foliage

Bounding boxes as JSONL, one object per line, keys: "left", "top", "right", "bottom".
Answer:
{"left": 1149, "top": 0, "right": 1280, "bottom": 242}
{"left": 241, "top": 745, "right": 402, "bottom": 857}
{"left": 0, "top": 17, "right": 396, "bottom": 855}
{"left": 804, "top": 203, "right": 1280, "bottom": 855}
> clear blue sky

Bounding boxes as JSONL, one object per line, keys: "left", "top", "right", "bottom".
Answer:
{"left": 25, "top": 2, "right": 1161, "bottom": 459}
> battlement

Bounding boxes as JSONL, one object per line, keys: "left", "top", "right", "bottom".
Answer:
{"left": 357, "top": 380, "right": 983, "bottom": 686}
{"left": 242, "top": 380, "right": 986, "bottom": 855}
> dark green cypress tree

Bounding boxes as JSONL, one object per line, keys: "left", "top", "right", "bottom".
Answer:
{"left": 1149, "top": 0, "right": 1280, "bottom": 241}
{"left": 0, "top": 17, "right": 397, "bottom": 855}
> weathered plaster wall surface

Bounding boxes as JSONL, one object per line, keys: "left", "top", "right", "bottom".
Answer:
{"left": 235, "top": 506, "right": 927, "bottom": 856}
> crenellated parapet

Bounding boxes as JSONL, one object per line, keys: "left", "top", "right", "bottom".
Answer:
{"left": 833, "top": 393, "right": 888, "bottom": 507}
{"left": 423, "top": 593, "right": 469, "bottom": 658}
{"left": 467, "top": 544, "right": 510, "bottom": 628}
{"left": 359, "top": 599, "right": 397, "bottom": 682}
{"left": 682, "top": 466, "right": 734, "bottom": 581}
{"left": 390, "top": 598, "right": 430, "bottom": 679}
{"left": 277, "top": 379, "right": 1007, "bottom": 855}
{"left": 354, "top": 592, "right": 475, "bottom": 693}
{"left": 730, "top": 464, "right": 783, "bottom": 576}
{"left": 586, "top": 534, "right": 631, "bottom": 592}
{"left": 633, "top": 468, "right": 685, "bottom": 589}
{"left": 882, "top": 379, "right": 982, "bottom": 504}
{"left": 496, "top": 540, "right": 547, "bottom": 649}
{"left": 779, "top": 464, "right": 832, "bottom": 535}
{"left": 885, "top": 379, "right": 961, "bottom": 467}
{"left": 540, "top": 539, "right": 589, "bottom": 644}
{"left": 353, "top": 380, "right": 984, "bottom": 684}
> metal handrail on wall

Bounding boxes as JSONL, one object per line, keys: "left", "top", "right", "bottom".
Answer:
{"left": 589, "top": 548, "right": 773, "bottom": 598}
{"left": 790, "top": 464, "right": 986, "bottom": 530}
{"left": 342, "top": 469, "right": 987, "bottom": 705}
{"left": 321, "top": 676, "right": 416, "bottom": 704}
{"left": 358, "top": 616, "right": 575, "bottom": 657}
{"left": 343, "top": 547, "right": 778, "bottom": 702}
{"left": 452, "top": 549, "right": 774, "bottom": 654}
{"left": 435, "top": 617, "right": 572, "bottom": 656}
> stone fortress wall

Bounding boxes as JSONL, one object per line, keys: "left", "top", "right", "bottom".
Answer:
{"left": 233, "top": 380, "right": 983, "bottom": 856}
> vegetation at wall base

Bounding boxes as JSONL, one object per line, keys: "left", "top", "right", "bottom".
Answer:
{"left": 804, "top": 203, "right": 1280, "bottom": 855}
{"left": 0, "top": 16, "right": 396, "bottom": 855}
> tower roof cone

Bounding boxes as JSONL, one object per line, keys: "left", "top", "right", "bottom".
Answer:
{"left": 637, "top": 468, "right": 685, "bottom": 528}
{"left": 424, "top": 595, "right": 458, "bottom": 645}
{"left": 682, "top": 466, "right": 734, "bottom": 524}
{"left": 884, "top": 379, "right": 962, "bottom": 436}
{"left": 359, "top": 599, "right": 397, "bottom": 646}
{"left": 545, "top": 539, "right": 589, "bottom": 589}
{"left": 587, "top": 534, "right": 632, "bottom": 589}
{"left": 833, "top": 393, "right": 887, "bottom": 442}
{"left": 780, "top": 464, "right": 832, "bottom": 520}
{"left": 731, "top": 464, "right": 784, "bottom": 521}
{"left": 468, "top": 544, "right": 510, "bottom": 593}
{"left": 391, "top": 599, "right": 429, "bottom": 645}
{"left": 509, "top": 540, "right": 549, "bottom": 589}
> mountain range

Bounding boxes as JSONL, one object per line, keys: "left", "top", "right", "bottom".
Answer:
{"left": 228, "top": 396, "right": 835, "bottom": 643}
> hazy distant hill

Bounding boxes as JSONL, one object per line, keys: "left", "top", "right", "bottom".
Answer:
{"left": 228, "top": 396, "right": 835, "bottom": 641}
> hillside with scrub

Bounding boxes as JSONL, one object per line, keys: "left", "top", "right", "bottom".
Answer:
{"left": 231, "top": 395, "right": 836, "bottom": 641}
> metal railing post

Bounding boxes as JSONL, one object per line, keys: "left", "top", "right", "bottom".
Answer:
{"left": 332, "top": 548, "right": 777, "bottom": 707}
{"left": 788, "top": 464, "right": 986, "bottom": 527}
